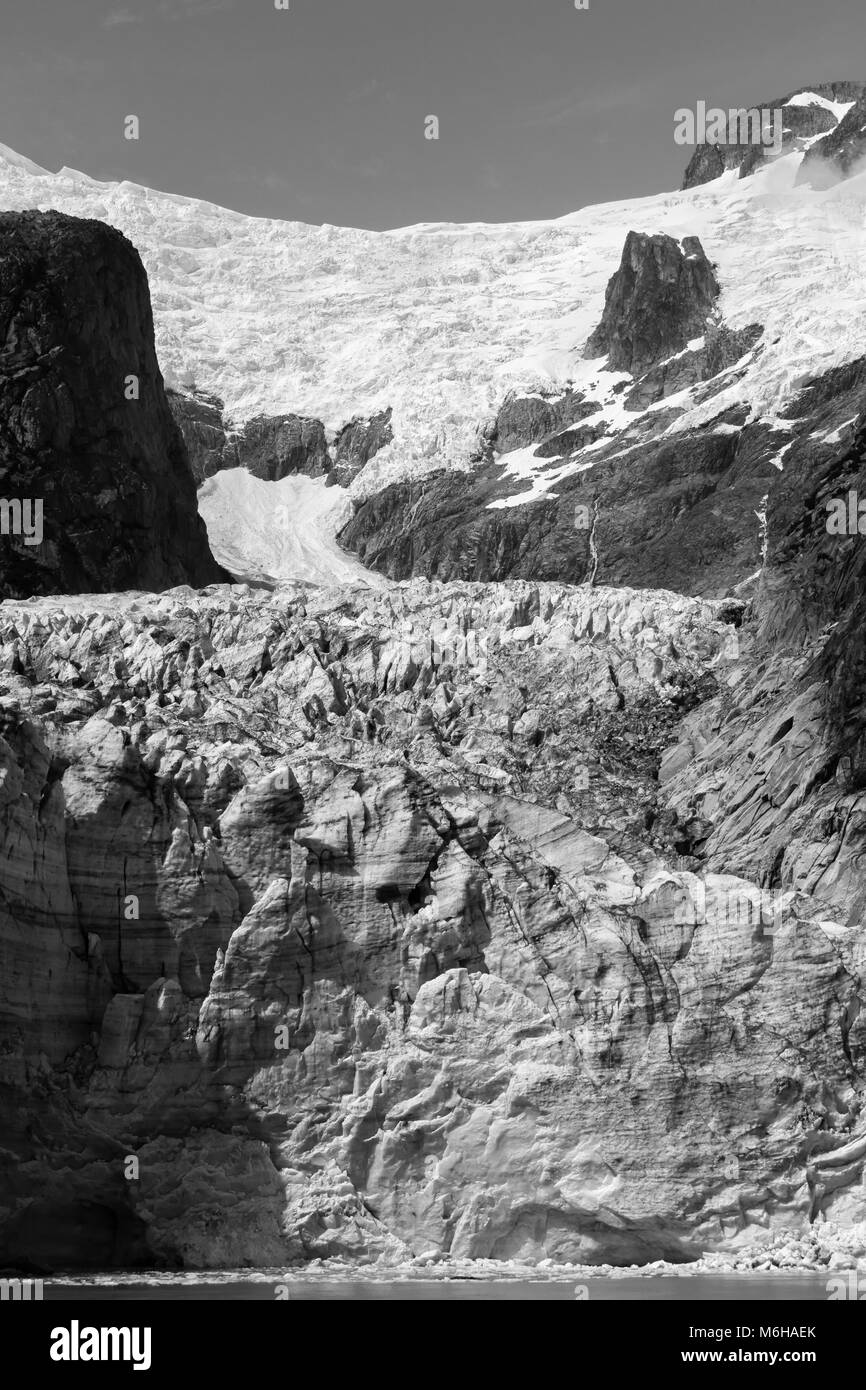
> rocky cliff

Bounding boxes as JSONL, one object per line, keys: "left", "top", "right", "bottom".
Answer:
{"left": 338, "top": 414, "right": 775, "bottom": 597}
{"left": 584, "top": 233, "right": 720, "bottom": 376}
{"left": 338, "top": 228, "right": 777, "bottom": 596}
{"left": 330, "top": 409, "right": 394, "bottom": 488}
{"left": 0, "top": 212, "right": 228, "bottom": 598}
{"left": 167, "top": 392, "right": 393, "bottom": 489}
{"left": 165, "top": 389, "right": 240, "bottom": 484}
{"left": 797, "top": 91, "right": 866, "bottom": 188}
{"left": 682, "top": 82, "right": 866, "bottom": 190}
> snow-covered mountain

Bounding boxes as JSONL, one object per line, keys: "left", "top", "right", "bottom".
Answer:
{"left": 0, "top": 88, "right": 864, "bottom": 499}
{"left": 1, "top": 85, "right": 864, "bottom": 594}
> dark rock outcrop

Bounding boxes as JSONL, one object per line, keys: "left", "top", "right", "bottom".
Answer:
{"left": 168, "top": 395, "right": 331, "bottom": 484}
{"left": 340, "top": 353, "right": 866, "bottom": 600}
{"left": 340, "top": 419, "right": 781, "bottom": 597}
{"left": 796, "top": 91, "right": 866, "bottom": 188}
{"left": 778, "top": 356, "right": 866, "bottom": 422}
{"left": 658, "top": 375, "right": 866, "bottom": 963}
{"left": 584, "top": 233, "right": 720, "bottom": 377}
{"left": 682, "top": 143, "right": 728, "bottom": 191}
{"left": 623, "top": 322, "right": 763, "bottom": 412}
{"left": 532, "top": 418, "right": 607, "bottom": 458}
{"left": 487, "top": 389, "right": 602, "bottom": 456}
{"left": 166, "top": 389, "right": 239, "bottom": 484}
{"left": 168, "top": 392, "right": 395, "bottom": 489}
{"left": 341, "top": 464, "right": 592, "bottom": 586}
{"left": 682, "top": 102, "right": 829, "bottom": 189}
{"left": 237, "top": 413, "right": 331, "bottom": 481}
{"left": 329, "top": 408, "right": 394, "bottom": 487}
{"left": 0, "top": 211, "right": 228, "bottom": 597}
{"left": 682, "top": 83, "right": 866, "bottom": 190}
{"left": 758, "top": 377, "right": 866, "bottom": 661}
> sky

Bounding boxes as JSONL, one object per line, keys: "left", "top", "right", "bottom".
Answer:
{"left": 1, "top": 0, "right": 865, "bottom": 229}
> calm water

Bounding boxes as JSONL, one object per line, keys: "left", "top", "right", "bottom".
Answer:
{"left": 44, "top": 1274, "right": 835, "bottom": 1301}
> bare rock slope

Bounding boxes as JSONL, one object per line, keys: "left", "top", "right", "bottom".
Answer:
{"left": 0, "top": 212, "right": 228, "bottom": 598}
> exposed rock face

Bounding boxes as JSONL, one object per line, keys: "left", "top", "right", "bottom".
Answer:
{"left": 656, "top": 410, "right": 866, "bottom": 1169}
{"left": 340, "top": 414, "right": 781, "bottom": 598}
{"left": 623, "top": 322, "right": 763, "bottom": 412}
{"left": 0, "top": 211, "right": 228, "bottom": 597}
{"left": 681, "top": 104, "right": 826, "bottom": 189}
{"left": 339, "top": 234, "right": 771, "bottom": 598}
{"left": 1, "top": 552, "right": 864, "bottom": 1271}
{"left": 166, "top": 389, "right": 239, "bottom": 484}
{"left": 682, "top": 83, "right": 866, "bottom": 189}
{"left": 757, "top": 386, "right": 866, "bottom": 812}
{"left": 168, "top": 393, "right": 394, "bottom": 489}
{"left": 759, "top": 362, "right": 866, "bottom": 649}
{"left": 330, "top": 408, "right": 394, "bottom": 487}
{"left": 339, "top": 287, "right": 866, "bottom": 601}
{"left": 797, "top": 92, "right": 866, "bottom": 188}
{"left": 342, "top": 467, "right": 595, "bottom": 585}
{"left": 584, "top": 233, "right": 720, "bottom": 376}
{"left": 238, "top": 413, "right": 331, "bottom": 481}
{"left": 487, "top": 390, "right": 602, "bottom": 456}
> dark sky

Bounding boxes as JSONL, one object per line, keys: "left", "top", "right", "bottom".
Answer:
{"left": 1, "top": 0, "right": 865, "bottom": 229}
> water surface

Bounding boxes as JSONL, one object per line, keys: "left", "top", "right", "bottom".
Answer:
{"left": 45, "top": 1273, "right": 835, "bottom": 1301}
